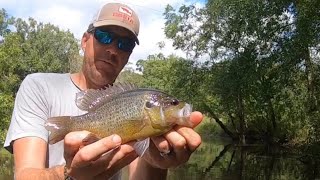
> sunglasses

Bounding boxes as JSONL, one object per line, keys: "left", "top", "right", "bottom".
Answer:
{"left": 92, "top": 29, "right": 136, "bottom": 52}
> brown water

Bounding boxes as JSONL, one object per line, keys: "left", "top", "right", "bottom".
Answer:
{"left": 1, "top": 137, "right": 319, "bottom": 180}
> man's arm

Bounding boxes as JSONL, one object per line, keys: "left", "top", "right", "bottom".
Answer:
{"left": 13, "top": 137, "right": 64, "bottom": 180}
{"left": 13, "top": 132, "right": 139, "bottom": 180}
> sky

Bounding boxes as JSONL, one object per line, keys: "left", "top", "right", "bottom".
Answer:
{"left": 0, "top": 0, "right": 205, "bottom": 68}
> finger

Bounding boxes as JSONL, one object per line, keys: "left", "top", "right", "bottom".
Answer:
{"left": 163, "top": 130, "right": 191, "bottom": 166}
{"left": 142, "top": 141, "right": 176, "bottom": 168}
{"left": 150, "top": 112, "right": 203, "bottom": 153}
{"left": 174, "top": 126, "right": 202, "bottom": 152}
{"left": 94, "top": 144, "right": 138, "bottom": 180}
{"left": 72, "top": 134, "right": 122, "bottom": 168}
{"left": 151, "top": 136, "right": 171, "bottom": 153}
{"left": 163, "top": 130, "right": 187, "bottom": 153}
{"left": 190, "top": 111, "right": 203, "bottom": 128}
{"left": 82, "top": 133, "right": 100, "bottom": 146}
{"left": 64, "top": 131, "right": 93, "bottom": 167}
{"left": 104, "top": 142, "right": 136, "bottom": 168}
{"left": 94, "top": 152, "right": 137, "bottom": 180}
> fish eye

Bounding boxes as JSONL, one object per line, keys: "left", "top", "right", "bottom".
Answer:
{"left": 170, "top": 99, "right": 179, "bottom": 106}
{"left": 145, "top": 101, "right": 153, "bottom": 108}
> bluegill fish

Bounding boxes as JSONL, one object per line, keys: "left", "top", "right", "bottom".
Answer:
{"left": 45, "top": 83, "right": 193, "bottom": 148}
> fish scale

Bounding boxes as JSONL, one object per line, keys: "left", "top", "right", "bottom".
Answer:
{"left": 45, "top": 83, "right": 193, "bottom": 148}
{"left": 59, "top": 91, "right": 148, "bottom": 141}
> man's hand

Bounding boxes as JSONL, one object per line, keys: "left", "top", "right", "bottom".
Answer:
{"left": 142, "top": 111, "right": 203, "bottom": 169}
{"left": 63, "top": 132, "right": 138, "bottom": 180}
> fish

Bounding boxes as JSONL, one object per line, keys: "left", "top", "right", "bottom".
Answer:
{"left": 45, "top": 83, "right": 193, "bottom": 154}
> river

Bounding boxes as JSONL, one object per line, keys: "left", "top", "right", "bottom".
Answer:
{"left": 1, "top": 136, "right": 319, "bottom": 180}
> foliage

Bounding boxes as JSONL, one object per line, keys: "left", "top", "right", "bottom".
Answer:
{"left": 163, "top": 0, "right": 320, "bottom": 144}
{"left": 0, "top": 8, "right": 14, "bottom": 36}
{"left": 136, "top": 53, "right": 206, "bottom": 110}
{"left": 1, "top": 0, "right": 320, "bottom": 147}
{"left": 0, "top": 9, "right": 80, "bottom": 143}
{"left": 0, "top": 94, "right": 14, "bottom": 144}
{"left": 115, "top": 64, "right": 144, "bottom": 87}
{"left": 0, "top": 148, "right": 14, "bottom": 179}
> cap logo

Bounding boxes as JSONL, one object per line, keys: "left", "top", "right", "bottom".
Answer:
{"left": 119, "top": 6, "right": 132, "bottom": 17}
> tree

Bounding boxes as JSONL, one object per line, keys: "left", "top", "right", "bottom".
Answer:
{"left": 116, "top": 64, "right": 144, "bottom": 87}
{"left": 0, "top": 11, "right": 80, "bottom": 143}
{"left": 0, "top": 9, "right": 14, "bottom": 36}
{"left": 136, "top": 53, "right": 205, "bottom": 112}
{"left": 163, "top": 0, "right": 320, "bottom": 144}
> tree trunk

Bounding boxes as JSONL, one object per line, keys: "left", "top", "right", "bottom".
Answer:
{"left": 303, "top": 46, "right": 317, "bottom": 112}
{"left": 267, "top": 97, "right": 277, "bottom": 131}
{"left": 203, "top": 103, "right": 237, "bottom": 140}
{"left": 237, "top": 92, "right": 246, "bottom": 145}
{"left": 295, "top": 0, "right": 318, "bottom": 112}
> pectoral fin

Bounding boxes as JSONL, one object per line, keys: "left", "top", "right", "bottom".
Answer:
{"left": 134, "top": 138, "right": 150, "bottom": 157}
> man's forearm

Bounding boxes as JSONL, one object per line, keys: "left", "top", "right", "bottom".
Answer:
{"left": 129, "top": 158, "right": 167, "bottom": 180}
{"left": 16, "top": 165, "right": 64, "bottom": 180}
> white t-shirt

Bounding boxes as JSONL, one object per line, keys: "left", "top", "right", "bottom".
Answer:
{"left": 4, "top": 73, "right": 121, "bottom": 179}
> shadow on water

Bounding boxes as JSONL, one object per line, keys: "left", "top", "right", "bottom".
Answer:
{"left": 167, "top": 136, "right": 320, "bottom": 180}
{"left": 1, "top": 138, "right": 320, "bottom": 180}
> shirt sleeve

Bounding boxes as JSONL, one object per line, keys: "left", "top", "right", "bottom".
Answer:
{"left": 4, "top": 74, "right": 49, "bottom": 153}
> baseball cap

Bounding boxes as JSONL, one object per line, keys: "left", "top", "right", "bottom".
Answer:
{"left": 88, "top": 3, "right": 140, "bottom": 44}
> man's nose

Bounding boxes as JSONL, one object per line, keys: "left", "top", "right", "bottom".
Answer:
{"left": 105, "top": 40, "right": 119, "bottom": 53}
{"left": 104, "top": 43, "right": 117, "bottom": 61}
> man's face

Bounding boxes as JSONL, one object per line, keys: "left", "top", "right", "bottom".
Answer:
{"left": 81, "top": 25, "right": 135, "bottom": 89}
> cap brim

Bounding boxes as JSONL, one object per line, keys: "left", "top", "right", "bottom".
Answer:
{"left": 93, "top": 20, "right": 139, "bottom": 45}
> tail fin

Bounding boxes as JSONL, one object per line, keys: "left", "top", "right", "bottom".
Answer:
{"left": 45, "top": 116, "right": 71, "bottom": 144}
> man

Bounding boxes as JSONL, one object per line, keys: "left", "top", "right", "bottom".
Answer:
{"left": 4, "top": 2, "right": 203, "bottom": 180}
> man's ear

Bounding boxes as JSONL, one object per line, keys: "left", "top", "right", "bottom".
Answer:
{"left": 81, "top": 32, "right": 91, "bottom": 51}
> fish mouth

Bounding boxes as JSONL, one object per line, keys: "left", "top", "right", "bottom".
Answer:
{"left": 172, "top": 103, "right": 193, "bottom": 127}
{"left": 181, "top": 103, "right": 192, "bottom": 117}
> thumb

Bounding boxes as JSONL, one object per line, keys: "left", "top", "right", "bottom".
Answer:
{"left": 64, "top": 131, "right": 92, "bottom": 167}
{"left": 190, "top": 111, "right": 203, "bottom": 128}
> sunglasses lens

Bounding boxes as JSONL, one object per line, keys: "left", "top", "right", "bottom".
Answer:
{"left": 95, "top": 29, "right": 113, "bottom": 44}
{"left": 94, "top": 29, "right": 136, "bottom": 52}
{"left": 118, "top": 38, "right": 136, "bottom": 52}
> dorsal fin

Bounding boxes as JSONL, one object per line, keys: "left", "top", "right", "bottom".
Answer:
{"left": 75, "top": 82, "right": 138, "bottom": 112}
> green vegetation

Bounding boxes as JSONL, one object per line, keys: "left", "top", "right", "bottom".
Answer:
{"left": 1, "top": 0, "right": 320, "bottom": 149}
{"left": 160, "top": 0, "right": 320, "bottom": 145}
{"left": 0, "top": 8, "right": 80, "bottom": 144}
{"left": 0, "top": 147, "right": 13, "bottom": 179}
{"left": 1, "top": 1, "right": 320, "bottom": 178}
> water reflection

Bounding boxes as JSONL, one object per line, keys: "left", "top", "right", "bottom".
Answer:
{"left": 167, "top": 137, "right": 320, "bottom": 180}
{"left": 1, "top": 138, "right": 320, "bottom": 180}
